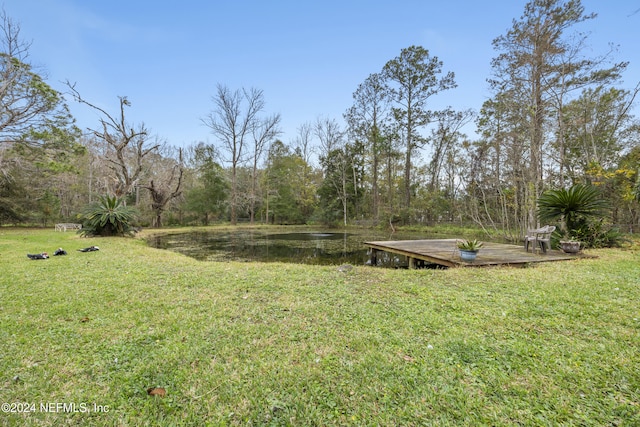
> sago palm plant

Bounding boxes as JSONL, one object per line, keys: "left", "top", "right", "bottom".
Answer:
{"left": 79, "top": 195, "right": 138, "bottom": 237}
{"left": 537, "top": 184, "right": 608, "bottom": 232}
{"left": 537, "top": 184, "right": 610, "bottom": 245}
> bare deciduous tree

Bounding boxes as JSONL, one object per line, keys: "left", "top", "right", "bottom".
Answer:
{"left": 292, "top": 122, "right": 314, "bottom": 166}
{"left": 314, "top": 116, "right": 343, "bottom": 164}
{"left": 249, "top": 113, "right": 281, "bottom": 223}
{"left": 66, "top": 83, "right": 158, "bottom": 198}
{"left": 202, "top": 84, "right": 265, "bottom": 224}
{"left": 140, "top": 145, "right": 184, "bottom": 228}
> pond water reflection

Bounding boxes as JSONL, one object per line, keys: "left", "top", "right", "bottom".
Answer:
{"left": 147, "top": 228, "right": 448, "bottom": 267}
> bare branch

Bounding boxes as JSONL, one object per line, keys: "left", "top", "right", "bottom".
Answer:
{"left": 202, "top": 84, "right": 266, "bottom": 224}
{"left": 65, "top": 83, "right": 156, "bottom": 197}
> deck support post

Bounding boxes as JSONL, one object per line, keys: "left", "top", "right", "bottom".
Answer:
{"left": 408, "top": 257, "right": 415, "bottom": 269}
{"left": 370, "top": 249, "right": 378, "bottom": 266}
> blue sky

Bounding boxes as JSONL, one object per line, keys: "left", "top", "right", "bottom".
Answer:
{"left": 4, "top": 0, "right": 640, "bottom": 149}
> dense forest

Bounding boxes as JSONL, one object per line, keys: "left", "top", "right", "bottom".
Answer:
{"left": 1, "top": 1, "right": 639, "bottom": 242}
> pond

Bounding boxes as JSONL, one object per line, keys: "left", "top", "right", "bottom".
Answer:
{"left": 146, "top": 228, "right": 456, "bottom": 267}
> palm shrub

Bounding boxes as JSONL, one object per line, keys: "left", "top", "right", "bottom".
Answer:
{"left": 536, "top": 184, "right": 620, "bottom": 248}
{"left": 79, "top": 195, "right": 138, "bottom": 237}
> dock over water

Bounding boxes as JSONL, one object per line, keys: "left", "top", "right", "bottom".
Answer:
{"left": 365, "top": 239, "right": 582, "bottom": 268}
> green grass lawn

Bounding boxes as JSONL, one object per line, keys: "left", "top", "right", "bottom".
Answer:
{"left": 0, "top": 228, "right": 638, "bottom": 426}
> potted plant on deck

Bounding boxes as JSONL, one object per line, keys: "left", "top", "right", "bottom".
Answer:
{"left": 457, "top": 239, "right": 483, "bottom": 262}
{"left": 558, "top": 233, "right": 581, "bottom": 253}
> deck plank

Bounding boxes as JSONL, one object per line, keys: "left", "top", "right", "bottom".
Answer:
{"left": 365, "top": 239, "right": 583, "bottom": 268}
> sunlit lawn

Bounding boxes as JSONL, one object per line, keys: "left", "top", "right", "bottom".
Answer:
{"left": 0, "top": 227, "right": 639, "bottom": 426}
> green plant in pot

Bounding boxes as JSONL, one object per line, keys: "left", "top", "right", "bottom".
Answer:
{"left": 457, "top": 239, "right": 483, "bottom": 262}
{"left": 557, "top": 231, "right": 582, "bottom": 253}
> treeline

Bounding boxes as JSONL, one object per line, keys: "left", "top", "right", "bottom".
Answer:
{"left": 1, "top": 1, "right": 640, "bottom": 239}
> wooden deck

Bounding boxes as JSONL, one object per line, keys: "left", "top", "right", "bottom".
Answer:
{"left": 365, "top": 239, "right": 583, "bottom": 268}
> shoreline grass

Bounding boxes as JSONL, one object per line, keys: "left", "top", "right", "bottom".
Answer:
{"left": 1, "top": 228, "right": 639, "bottom": 426}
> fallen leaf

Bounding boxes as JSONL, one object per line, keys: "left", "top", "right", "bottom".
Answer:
{"left": 147, "top": 387, "right": 166, "bottom": 397}
{"left": 80, "top": 317, "right": 90, "bottom": 323}
{"left": 402, "top": 354, "right": 415, "bottom": 363}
